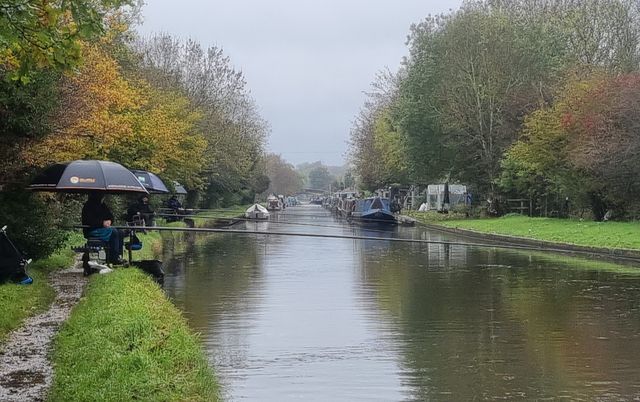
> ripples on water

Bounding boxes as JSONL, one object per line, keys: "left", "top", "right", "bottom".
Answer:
{"left": 163, "top": 205, "right": 640, "bottom": 401}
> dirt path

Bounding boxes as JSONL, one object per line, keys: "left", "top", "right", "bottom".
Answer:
{"left": 0, "top": 261, "right": 88, "bottom": 401}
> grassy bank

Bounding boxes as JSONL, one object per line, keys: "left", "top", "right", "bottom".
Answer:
{"left": 410, "top": 213, "right": 640, "bottom": 250}
{"left": 0, "top": 232, "right": 83, "bottom": 343}
{"left": 49, "top": 269, "right": 218, "bottom": 401}
{"left": 50, "top": 228, "right": 218, "bottom": 401}
{"left": 194, "top": 204, "right": 250, "bottom": 225}
{"left": 208, "top": 204, "right": 251, "bottom": 219}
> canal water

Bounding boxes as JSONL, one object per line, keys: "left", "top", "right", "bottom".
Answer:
{"left": 163, "top": 205, "right": 640, "bottom": 401}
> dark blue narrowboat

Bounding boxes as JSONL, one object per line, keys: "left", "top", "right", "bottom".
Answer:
{"left": 351, "top": 196, "right": 397, "bottom": 224}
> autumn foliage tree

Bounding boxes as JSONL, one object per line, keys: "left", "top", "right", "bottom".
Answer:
{"left": 0, "top": 0, "right": 134, "bottom": 81}
{"left": 350, "top": 0, "right": 640, "bottom": 219}
{"left": 23, "top": 43, "right": 206, "bottom": 188}
{"left": 563, "top": 74, "right": 640, "bottom": 216}
{"left": 502, "top": 73, "right": 640, "bottom": 219}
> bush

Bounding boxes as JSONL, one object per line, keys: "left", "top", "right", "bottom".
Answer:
{"left": 0, "top": 189, "right": 75, "bottom": 259}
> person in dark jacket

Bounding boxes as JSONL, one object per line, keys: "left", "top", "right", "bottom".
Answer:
{"left": 82, "top": 192, "right": 124, "bottom": 264}
{"left": 126, "top": 195, "right": 155, "bottom": 226}
{"left": 165, "top": 195, "right": 183, "bottom": 222}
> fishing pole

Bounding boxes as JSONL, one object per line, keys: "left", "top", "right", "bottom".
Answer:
{"left": 93, "top": 224, "right": 640, "bottom": 263}
{"left": 158, "top": 211, "right": 420, "bottom": 232}
{"left": 155, "top": 213, "right": 397, "bottom": 234}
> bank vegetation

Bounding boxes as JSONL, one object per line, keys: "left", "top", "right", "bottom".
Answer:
{"left": 0, "top": 0, "right": 269, "bottom": 259}
{"left": 350, "top": 0, "right": 640, "bottom": 221}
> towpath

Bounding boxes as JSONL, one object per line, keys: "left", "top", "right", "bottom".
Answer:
{"left": 0, "top": 262, "right": 87, "bottom": 401}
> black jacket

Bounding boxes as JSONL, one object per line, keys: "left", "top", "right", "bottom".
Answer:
{"left": 82, "top": 198, "right": 114, "bottom": 236}
{"left": 126, "top": 201, "right": 154, "bottom": 222}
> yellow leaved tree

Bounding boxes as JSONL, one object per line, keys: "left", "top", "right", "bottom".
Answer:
{"left": 25, "top": 42, "right": 205, "bottom": 186}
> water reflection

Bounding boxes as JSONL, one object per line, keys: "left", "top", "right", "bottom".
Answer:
{"left": 163, "top": 206, "right": 640, "bottom": 401}
{"left": 357, "top": 227, "right": 640, "bottom": 400}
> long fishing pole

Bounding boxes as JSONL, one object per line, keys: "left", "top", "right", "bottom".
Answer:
{"left": 98, "top": 225, "right": 640, "bottom": 263}
{"left": 173, "top": 213, "right": 417, "bottom": 229}
{"left": 157, "top": 206, "right": 324, "bottom": 214}
{"left": 155, "top": 213, "right": 397, "bottom": 234}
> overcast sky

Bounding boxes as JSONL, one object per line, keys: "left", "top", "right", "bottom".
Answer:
{"left": 138, "top": 0, "right": 462, "bottom": 167}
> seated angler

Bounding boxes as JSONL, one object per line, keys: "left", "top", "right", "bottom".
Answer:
{"left": 82, "top": 192, "right": 125, "bottom": 265}
{"left": 127, "top": 195, "right": 155, "bottom": 226}
{"left": 167, "top": 195, "right": 182, "bottom": 211}
{"left": 165, "top": 195, "right": 183, "bottom": 222}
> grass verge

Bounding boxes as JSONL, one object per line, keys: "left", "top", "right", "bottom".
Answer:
{"left": 193, "top": 204, "right": 250, "bottom": 227}
{"left": 0, "top": 232, "right": 84, "bottom": 343}
{"left": 50, "top": 228, "right": 218, "bottom": 401}
{"left": 49, "top": 269, "right": 218, "bottom": 401}
{"left": 410, "top": 213, "right": 640, "bottom": 250}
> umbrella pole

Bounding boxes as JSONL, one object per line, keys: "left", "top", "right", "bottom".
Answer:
{"left": 128, "top": 230, "right": 133, "bottom": 263}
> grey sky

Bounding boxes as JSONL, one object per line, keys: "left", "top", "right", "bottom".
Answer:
{"left": 139, "top": 0, "right": 462, "bottom": 166}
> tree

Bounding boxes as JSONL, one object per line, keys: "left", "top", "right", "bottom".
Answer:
{"left": 23, "top": 43, "right": 206, "bottom": 187}
{"left": 400, "top": 4, "right": 564, "bottom": 194}
{"left": 563, "top": 73, "right": 640, "bottom": 217}
{"left": 349, "top": 69, "right": 405, "bottom": 190}
{"left": 263, "top": 154, "right": 303, "bottom": 195}
{"left": 373, "top": 108, "right": 409, "bottom": 185}
{"left": 499, "top": 104, "right": 581, "bottom": 215}
{"left": 501, "top": 72, "right": 640, "bottom": 219}
{"left": 492, "top": 0, "right": 640, "bottom": 73}
{"left": 0, "top": 0, "right": 134, "bottom": 82}
{"left": 308, "top": 166, "right": 333, "bottom": 191}
{"left": 133, "top": 34, "right": 268, "bottom": 206}
{"left": 23, "top": 42, "right": 141, "bottom": 166}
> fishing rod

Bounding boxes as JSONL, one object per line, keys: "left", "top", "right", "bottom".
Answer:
{"left": 155, "top": 214, "right": 398, "bottom": 235}
{"left": 93, "top": 224, "right": 640, "bottom": 263}
{"left": 157, "top": 210, "right": 331, "bottom": 218}
{"left": 157, "top": 206, "right": 324, "bottom": 214}
{"left": 156, "top": 210, "right": 414, "bottom": 231}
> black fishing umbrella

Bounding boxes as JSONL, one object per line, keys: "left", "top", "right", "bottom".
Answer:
{"left": 29, "top": 160, "right": 148, "bottom": 194}
{"left": 173, "top": 181, "right": 187, "bottom": 195}
{"left": 130, "top": 169, "right": 169, "bottom": 194}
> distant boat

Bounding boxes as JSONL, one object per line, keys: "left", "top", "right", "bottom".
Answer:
{"left": 335, "top": 191, "right": 357, "bottom": 218}
{"left": 266, "top": 195, "right": 283, "bottom": 211}
{"left": 245, "top": 204, "right": 270, "bottom": 220}
{"left": 352, "top": 196, "right": 397, "bottom": 224}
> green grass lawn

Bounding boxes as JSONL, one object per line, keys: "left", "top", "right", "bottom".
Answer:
{"left": 0, "top": 232, "right": 84, "bottom": 343}
{"left": 410, "top": 213, "right": 640, "bottom": 250}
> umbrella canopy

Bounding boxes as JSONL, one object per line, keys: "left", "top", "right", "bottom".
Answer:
{"left": 173, "top": 181, "right": 188, "bottom": 195}
{"left": 130, "top": 170, "right": 169, "bottom": 194}
{"left": 30, "top": 160, "right": 148, "bottom": 194}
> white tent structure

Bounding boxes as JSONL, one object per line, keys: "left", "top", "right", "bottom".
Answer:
{"left": 426, "top": 184, "right": 467, "bottom": 211}
{"left": 245, "top": 204, "right": 270, "bottom": 220}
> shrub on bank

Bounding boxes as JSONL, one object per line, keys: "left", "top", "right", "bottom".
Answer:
{"left": 0, "top": 190, "right": 75, "bottom": 260}
{"left": 49, "top": 269, "right": 218, "bottom": 402}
